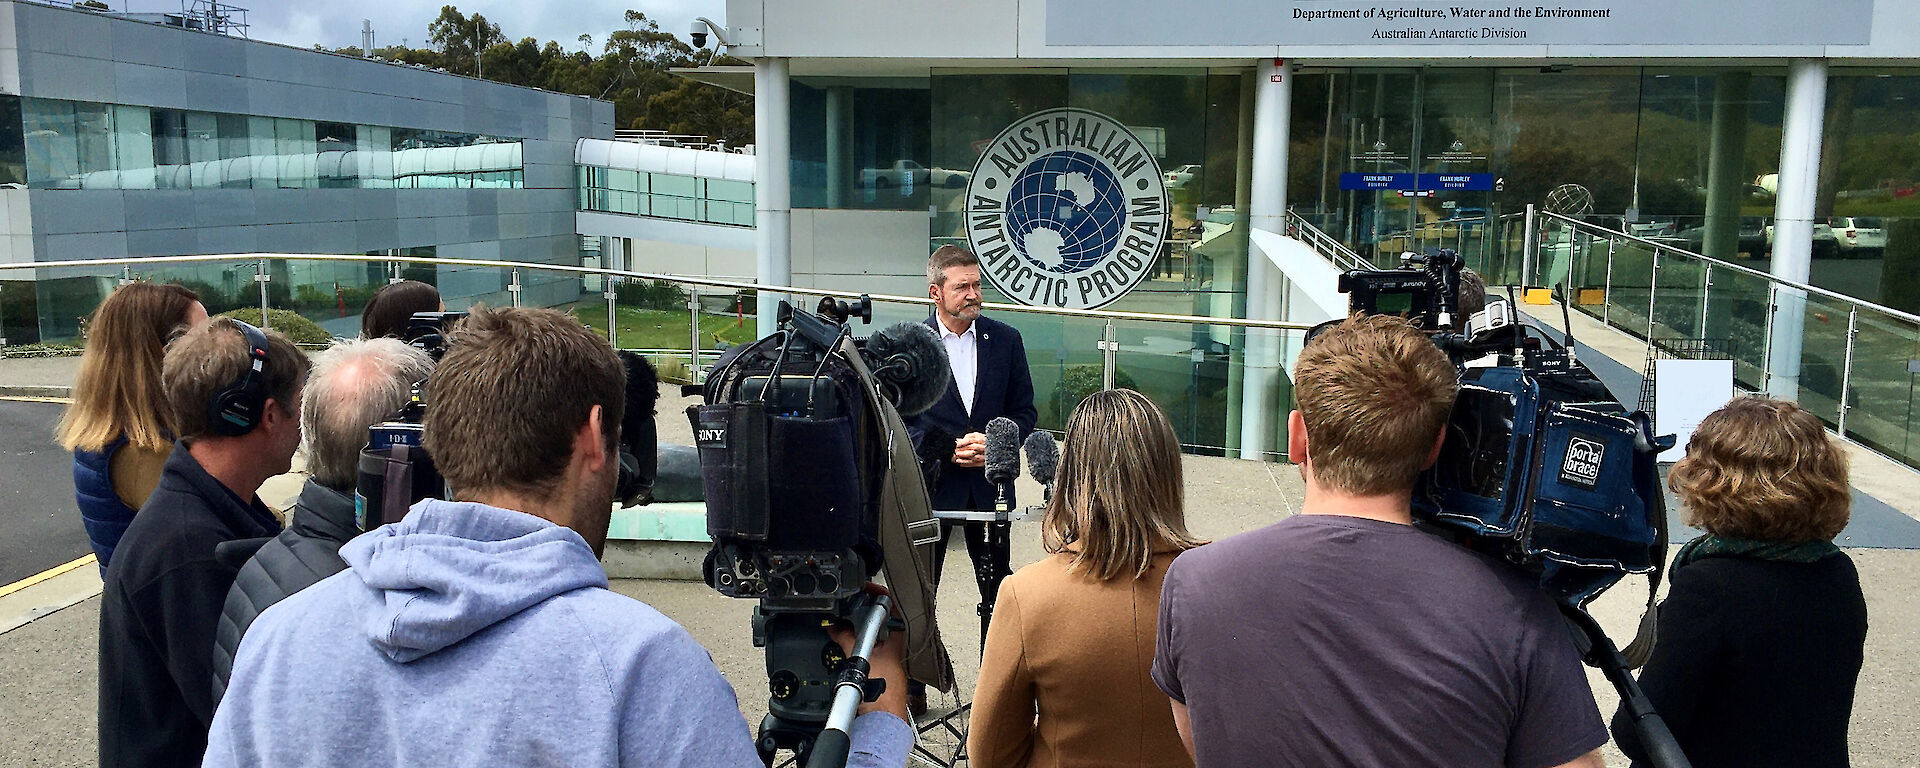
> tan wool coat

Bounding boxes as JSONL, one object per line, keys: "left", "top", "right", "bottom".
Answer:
{"left": 968, "top": 550, "right": 1195, "bottom": 768}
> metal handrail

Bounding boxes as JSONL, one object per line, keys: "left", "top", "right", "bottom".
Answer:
{"left": 1535, "top": 209, "right": 1920, "bottom": 326}
{"left": 1284, "top": 210, "right": 1370, "bottom": 273}
{"left": 2, "top": 252, "right": 1318, "bottom": 332}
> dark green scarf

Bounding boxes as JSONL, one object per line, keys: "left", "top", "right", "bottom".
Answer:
{"left": 1674, "top": 534, "right": 1842, "bottom": 569}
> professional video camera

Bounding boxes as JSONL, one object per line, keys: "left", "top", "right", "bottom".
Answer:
{"left": 353, "top": 310, "right": 659, "bottom": 532}
{"left": 1330, "top": 250, "right": 1692, "bottom": 768}
{"left": 690, "top": 296, "right": 954, "bottom": 768}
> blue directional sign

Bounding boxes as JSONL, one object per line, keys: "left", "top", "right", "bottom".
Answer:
{"left": 1339, "top": 172, "right": 1414, "bottom": 191}
{"left": 1418, "top": 173, "right": 1496, "bottom": 191}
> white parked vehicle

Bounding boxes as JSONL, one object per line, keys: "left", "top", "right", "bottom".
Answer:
{"left": 1829, "top": 216, "right": 1886, "bottom": 257}
{"left": 1164, "top": 164, "right": 1202, "bottom": 188}
{"left": 860, "top": 160, "right": 970, "bottom": 190}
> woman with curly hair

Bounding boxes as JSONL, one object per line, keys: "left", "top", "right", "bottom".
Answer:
{"left": 1613, "top": 396, "right": 1867, "bottom": 768}
{"left": 56, "top": 282, "right": 209, "bottom": 570}
{"left": 969, "top": 389, "right": 1205, "bottom": 768}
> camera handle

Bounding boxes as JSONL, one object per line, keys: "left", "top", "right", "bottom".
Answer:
{"left": 1558, "top": 602, "right": 1693, "bottom": 768}
{"left": 804, "top": 594, "right": 894, "bottom": 768}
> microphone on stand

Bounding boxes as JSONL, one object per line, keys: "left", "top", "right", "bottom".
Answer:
{"left": 1023, "top": 430, "right": 1058, "bottom": 504}
{"left": 984, "top": 417, "right": 1022, "bottom": 514}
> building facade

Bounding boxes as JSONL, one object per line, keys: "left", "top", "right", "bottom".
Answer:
{"left": 0, "top": 0, "right": 610, "bottom": 341}
{"left": 688, "top": 0, "right": 1920, "bottom": 459}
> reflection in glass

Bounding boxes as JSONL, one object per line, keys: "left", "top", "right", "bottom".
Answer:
{"left": 15, "top": 96, "right": 524, "bottom": 191}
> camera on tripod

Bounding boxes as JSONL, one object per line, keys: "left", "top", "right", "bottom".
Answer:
{"left": 354, "top": 310, "right": 658, "bottom": 533}
{"left": 690, "top": 296, "right": 951, "bottom": 766}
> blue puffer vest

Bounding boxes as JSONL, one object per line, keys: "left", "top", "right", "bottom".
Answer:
{"left": 74, "top": 434, "right": 140, "bottom": 572}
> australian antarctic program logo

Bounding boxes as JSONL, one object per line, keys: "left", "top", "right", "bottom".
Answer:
{"left": 964, "top": 108, "right": 1167, "bottom": 310}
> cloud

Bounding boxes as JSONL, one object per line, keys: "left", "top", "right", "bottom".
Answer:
{"left": 135, "top": 0, "right": 725, "bottom": 53}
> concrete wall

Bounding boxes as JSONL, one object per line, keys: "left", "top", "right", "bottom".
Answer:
{"left": 728, "top": 0, "right": 1920, "bottom": 63}
{"left": 0, "top": 0, "right": 613, "bottom": 312}
{"left": 789, "top": 208, "right": 928, "bottom": 299}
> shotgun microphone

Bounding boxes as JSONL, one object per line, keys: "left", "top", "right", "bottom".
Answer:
{"left": 984, "top": 417, "right": 1022, "bottom": 513}
{"left": 862, "top": 322, "right": 950, "bottom": 417}
{"left": 1023, "top": 430, "right": 1058, "bottom": 502}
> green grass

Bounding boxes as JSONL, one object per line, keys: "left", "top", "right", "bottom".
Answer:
{"left": 569, "top": 304, "right": 756, "bottom": 351}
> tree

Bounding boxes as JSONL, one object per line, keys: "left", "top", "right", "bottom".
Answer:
{"left": 427, "top": 5, "right": 504, "bottom": 78}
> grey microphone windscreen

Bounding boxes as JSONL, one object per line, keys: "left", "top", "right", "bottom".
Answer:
{"left": 984, "top": 417, "right": 1022, "bottom": 485}
{"left": 864, "top": 321, "right": 950, "bottom": 416}
{"left": 1023, "top": 430, "right": 1058, "bottom": 487}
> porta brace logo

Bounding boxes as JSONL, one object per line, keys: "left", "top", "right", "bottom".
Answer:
{"left": 1559, "top": 434, "right": 1605, "bottom": 490}
{"left": 964, "top": 108, "right": 1167, "bottom": 310}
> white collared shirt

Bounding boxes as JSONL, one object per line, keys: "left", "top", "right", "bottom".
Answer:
{"left": 939, "top": 321, "right": 979, "bottom": 414}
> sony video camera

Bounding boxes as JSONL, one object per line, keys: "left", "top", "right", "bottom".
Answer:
{"left": 690, "top": 296, "right": 950, "bottom": 766}
{"left": 1330, "top": 250, "right": 1672, "bottom": 606}
{"left": 354, "top": 310, "right": 660, "bottom": 532}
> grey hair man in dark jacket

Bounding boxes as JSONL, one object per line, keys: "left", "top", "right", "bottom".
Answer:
{"left": 210, "top": 336, "right": 433, "bottom": 703}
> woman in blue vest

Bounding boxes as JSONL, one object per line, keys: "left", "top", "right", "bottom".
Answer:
{"left": 56, "top": 282, "right": 208, "bottom": 572}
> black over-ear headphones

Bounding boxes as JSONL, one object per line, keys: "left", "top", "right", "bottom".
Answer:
{"left": 205, "top": 319, "right": 272, "bottom": 437}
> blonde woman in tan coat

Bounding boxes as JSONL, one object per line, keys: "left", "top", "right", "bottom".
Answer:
{"left": 969, "top": 389, "right": 1204, "bottom": 768}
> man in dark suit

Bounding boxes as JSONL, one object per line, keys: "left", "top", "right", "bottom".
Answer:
{"left": 906, "top": 246, "right": 1038, "bottom": 639}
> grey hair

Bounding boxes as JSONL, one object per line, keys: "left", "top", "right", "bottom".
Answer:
{"left": 300, "top": 337, "right": 435, "bottom": 491}
{"left": 927, "top": 244, "right": 979, "bottom": 287}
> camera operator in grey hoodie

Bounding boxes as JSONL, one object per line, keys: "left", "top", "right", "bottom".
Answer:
{"left": 205, "top": 307, "right": 914, "bottom": 767}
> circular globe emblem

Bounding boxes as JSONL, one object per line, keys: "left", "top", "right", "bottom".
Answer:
{"left": 964, "top": 108, "right": 1166, "bottom": 310}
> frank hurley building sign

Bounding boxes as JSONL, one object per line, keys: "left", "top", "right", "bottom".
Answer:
{"left": 1046, "top": 0, "right": 1876, "bottom": 46}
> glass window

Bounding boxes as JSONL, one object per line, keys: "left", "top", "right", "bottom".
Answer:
{"left": 791, "top": 78, "right": 933, "bottom": 210}
{"left": 24, "top": 98, "right": 78, "bottom": 188}
{"left": 0, "top": 96, "right": 22, "bottom": 187}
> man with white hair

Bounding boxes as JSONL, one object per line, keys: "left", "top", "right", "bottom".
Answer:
{"left": 209, "top": 336, "right": 434, "bottom": 703}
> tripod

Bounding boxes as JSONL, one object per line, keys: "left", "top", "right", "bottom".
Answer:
{"left": 754, "top": 594, "right": 895, "bottom": 768}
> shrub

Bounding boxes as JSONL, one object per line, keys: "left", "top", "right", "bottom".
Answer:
{"left": 1050, "top": 364, "right": 1139, "bottom": 424}
{"left": 215, "top": 308, "right": 336, "bottom": 346}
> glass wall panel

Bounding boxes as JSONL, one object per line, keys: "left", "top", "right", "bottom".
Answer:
{"left": 927, "top": 68, "right": 1253, "bottom": 451}
{"left": 1816, "top": 70, "right": 1920, "bottom": 314}
{"left": 11, "top": 97, "right": 524, "bottom": 192}
{"left": 0, "top": 95, "right": 22, "bottom": 187}
{"left": 790, "top": 78, "right": 933, "bottom": 210}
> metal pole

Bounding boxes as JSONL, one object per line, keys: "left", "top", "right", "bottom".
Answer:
{"left": 120, "top": 265, "right": 133, "bottom": 286}
{"left": 604, "top": 277, "right": 618, "bottom": 346}
{"left": 1522, "top": 203, "right": 1537, "bottom": 289}
{"left": 1646, "top": 247, "right": 1661, "bottom": 347}
{"left": 255, "top": 261, "right": 271, "bottom": 329}
{"left": 1603, "top": 237, "right": 1616, "bottom": 326}
{"left": 1838, "top": 306, "right": 1857, "bottom": 436}
{"left": 689, "top": 289, "right": 701, "bottom": 380}
{"left": 1761, "top": 283, "right": 1777, "bottom": 385}
{"left": 1699, "top": 264, "right": 1713, "bottom": 341}
{"left": 509, "top": 268, "right": 522, "bottom": 308}
{"left": 1101, "top": 319, "right": 1117, "bottom": 390}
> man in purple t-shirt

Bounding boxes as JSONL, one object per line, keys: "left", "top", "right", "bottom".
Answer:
{"left": 1152, "top": 315, "right": 1607, "bottom": 768}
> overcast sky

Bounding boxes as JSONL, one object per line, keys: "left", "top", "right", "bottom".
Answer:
{"left": 119, "top": 0, "right": 728, "bottom": 53}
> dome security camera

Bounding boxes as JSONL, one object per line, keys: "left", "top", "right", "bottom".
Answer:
{"left": 689, "top": 19, "right": 708, "bottom": 48}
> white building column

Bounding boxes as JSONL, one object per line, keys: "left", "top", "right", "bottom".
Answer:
{"left": 1766, "top": 58, "right": 1827, "bottom": 399}
{"left": 754, "top": 57, "right": 792, "bottom": 336}
{"left": 1239, "top": 58, "right": 1291, "bottom": 459}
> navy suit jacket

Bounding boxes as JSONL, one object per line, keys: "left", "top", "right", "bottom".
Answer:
{"left": 906, "top": 314, "right": 1038, "bottom": 511}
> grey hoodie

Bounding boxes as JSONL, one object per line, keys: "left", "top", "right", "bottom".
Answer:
{"left": 205, "top": 499, "right": 913, "bottom": 767}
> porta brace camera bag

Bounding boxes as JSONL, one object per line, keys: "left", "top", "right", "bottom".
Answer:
{"left": 690, "top": 330, "right": 880, "bottom": 555}
{"left": 1417, "top": 364, "right": 1668, "bottom": 610}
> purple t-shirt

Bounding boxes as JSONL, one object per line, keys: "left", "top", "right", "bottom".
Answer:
{"left": 1152, "top": 514, "right": 1607, "bottom": 768}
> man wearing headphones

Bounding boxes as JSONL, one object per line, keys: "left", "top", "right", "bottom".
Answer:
{"left": 98, "top": 318, "right": 309, "bottom": 768}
